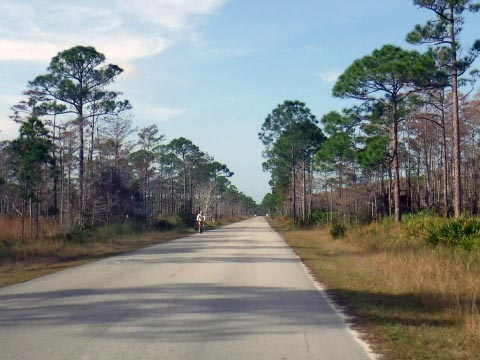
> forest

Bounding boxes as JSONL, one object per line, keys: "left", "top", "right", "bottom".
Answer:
{"left": 0, "top": 46, "right": 256, "bottom": 241}
{"left": 260, "top": 1, "right": 480, "bottom": 227}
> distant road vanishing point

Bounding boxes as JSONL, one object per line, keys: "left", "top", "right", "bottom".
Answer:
{"left": 0, "top": 217, "right": 374, "bottom": 359}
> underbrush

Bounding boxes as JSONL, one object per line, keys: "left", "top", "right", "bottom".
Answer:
{"left": 426, "top": 218, "right": 480, "bottom": 251}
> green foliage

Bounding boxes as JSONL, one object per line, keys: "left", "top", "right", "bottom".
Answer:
{"left": 356, "top": 104, "right": 391, "bottom": 170}
{"left": 379, "top": 216, "right": 396, "bottom": 228}
{"left": 330, "top": 221, "right": 347, "bottom": 239}
{"left": 156, "top": 215, "right": 185, "bottom": 227}
{"left": 407, "top": 0, "right": 480, "bottom": 76}
{"left": 426, "top": 218, "right": 480, "bottom": 251}
{"left": 312, "top": 210, "right": 329, "bottom": 224}
{"left": 258, "top": 100, "right": 319, "bottom": 147}
{"left": 92, "top": 222, "right": 144, "bottom": 240}
{"left": 402, "top": 211, "right": 442, "bottom": 237}
{"left": 65, "top": 228, "right": 92, "bottom": 244}
{"left": 259, "top": 100, "right": 325, "bottom": 221}
{"left": 356, "top": 138, "right": 390, "bottom": 170}
{"left": 316, "top": 111, "right": 356, "bottom": 165}
{"left": 0, "top": 242, "right": 6, "bottom": 261}
{"left": 333, "top": 44, "right": 440, "bottom": 101}
{"left": 29, "top": 46, "right": 131, "bottom": 117}
{"left": 376, "top": 212, "right": 448, "bottom": 239}
{"left": 10, "top": 116, "right": 52, "bottom": 201}
{"left": 262, "top": 192, "right": 282, "bottom": 215}
{"left": 66, "top": 222, "right": 145, "bottom": 244}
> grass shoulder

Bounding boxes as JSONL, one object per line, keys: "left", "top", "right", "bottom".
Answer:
{"left": 268, "top": 216, "right": 480, "bottom": 360}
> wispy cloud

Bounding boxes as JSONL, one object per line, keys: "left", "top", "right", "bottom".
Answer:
{"left": 315, "top": 70, "right": 342, "bottom": 84}
{"left": 142, "top": 105, "right": 186, "bottom": 123}
{"left": 0, "top": 0, "right": 228, "bottom": 65}
{"left": 0, "top": 39, "right": 60, "bottom": 62}
{"left": 0, "top": 94, "right": 22, "bottom": 141}
{"left": 188, "top": 31, "right": 253, "bottom": 59}
{"left": 0, "top": 120, "right": 20, "bottom": 141}
{"left": 201, "top": 46, "right": 252, "bottom": 58}
{"left": 0, "top": 94, "right": 27, "bottom": 140}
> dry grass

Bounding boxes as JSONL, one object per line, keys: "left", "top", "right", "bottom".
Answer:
{"left": 272, "top": 218, "right": 480, "bottom": 360}
{"left": 0, "top": 216, "right": 62, "bottom": 242}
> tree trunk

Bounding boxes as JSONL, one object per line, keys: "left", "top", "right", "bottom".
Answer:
{"left": 388, "top": 160, "right": 393, "bottom": 217}
{"left": 79, "top": 114, "right": 85, "bottom": 228}
{"left": 392, "top": 101, "right": 401, "bottom": 222}
{"left": 302, "top": 153, "right": 306, "bottom": 224}
{"left": 441, "top": 102, "right": 449, "bottom": 217}
{"left": 291, "top": 145, "right": 296, "bottom": 223}
{"left": 52, "top": 114, "right": 58, "bottom": 218}
{"left": 450, "top": 4, "right": 462, "bottom": 218}
{"left": 407, "top": 142, "right": 412, "bottom": 213}
{"left": 36, "top": 187, "right": 40, "bottom": 240}
{"left": 309, "top": 162, "right": 313, "bottom": 222}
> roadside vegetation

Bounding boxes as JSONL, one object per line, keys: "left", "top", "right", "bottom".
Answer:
{"left": 0, "top": 215, "right": 244, "bottom": 288}
{"left": 270, "top": 215, "right": 480, "bottom": 360}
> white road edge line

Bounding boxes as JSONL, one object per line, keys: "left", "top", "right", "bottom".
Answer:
{"left": 289, "top": 245, "right": 381, "bottom": 360}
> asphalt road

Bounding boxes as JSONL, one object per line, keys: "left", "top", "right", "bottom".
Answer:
{"left": 0, "top": 217, "right": 374, "bottom": 359}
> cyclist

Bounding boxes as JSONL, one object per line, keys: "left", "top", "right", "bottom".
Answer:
{"left": 196, "top": 211, "right": 205, "bottom": 233}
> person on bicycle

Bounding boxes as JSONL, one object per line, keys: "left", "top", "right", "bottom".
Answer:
{"left": 196, "top": 211, "right": 205, "bottom": 233}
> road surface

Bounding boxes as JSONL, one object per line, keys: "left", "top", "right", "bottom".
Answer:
{"left": 0, "top": 217, "right": 374, "bottom": 359}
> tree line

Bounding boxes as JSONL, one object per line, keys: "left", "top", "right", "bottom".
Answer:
{"left": 0, "top": 46, "right": 256, "bottom": 239}
{"left": 260, "top": 0, "right": 480, "bottom": 224}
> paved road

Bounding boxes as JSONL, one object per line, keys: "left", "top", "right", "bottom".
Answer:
{"left": 0, "top": 217, "right": 374, "bottom": 359}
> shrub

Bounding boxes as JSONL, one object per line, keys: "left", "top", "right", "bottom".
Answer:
{"left": 153, "top": 219, "right": 174, "bottom": 230}
{"left": 0, "top": 242, "right": 6, "bottom": 261}
{"left": 427, "top": 218, "right": 480, "bottom": 251}
{"left": 402, "top": 211, "right": 441, "bottom": 237}
{"left": 312, "top": 210, "right": 329, "bottom": 224}
{"left": 330, "top": 221, "right": 346, "bottom": 239}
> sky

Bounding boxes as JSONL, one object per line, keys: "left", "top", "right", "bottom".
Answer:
{"left": 0, "top": 0, "right": 479, "bottom": 202}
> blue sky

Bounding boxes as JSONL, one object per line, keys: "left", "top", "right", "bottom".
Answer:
{"left": 0, "top": 0, "right": 479, "bottom": 202}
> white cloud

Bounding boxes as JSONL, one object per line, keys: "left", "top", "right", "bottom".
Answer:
{"left": 142, "top": 105, "right": 186, "bottom": 122}
{"left": 0, "top": 0, "right": 227, "bottom": 64}
{"left": 0, "top": 39, "right": 59, "bottom": 62}
{"left": 315, "top": 70, "right": 342, "bottom": 84}
{"left": 122, "top": 0, "right": 228, "bottom": 30}
{"left": 0, "top": 94, "right": 24, "bottom": 105}
{"left": 0, "top": 94, "right": 25, "bottom": 140}
{"left": 95, "top": 33, "right": 170, "bottom": 62}
{"left": 201, "top": 46, "right": 251, "bottom": 58}
{"left": 0, "top": 120, "right": 20, "bottom": 141}
{"left": 187, "top": 31, "right": 252, "bottom": 59}
{"left": 0, "top": 115, "right": 18, "bottom": 142}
